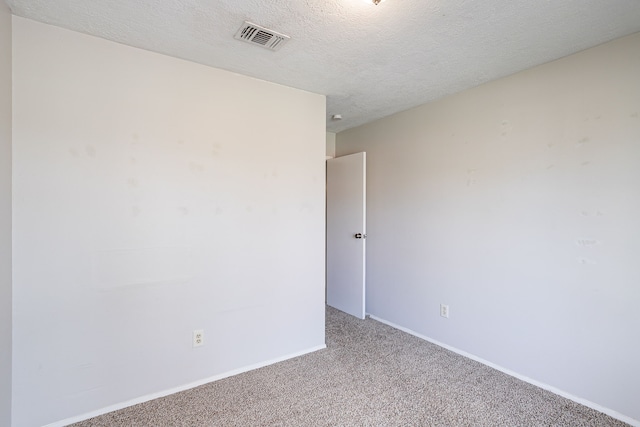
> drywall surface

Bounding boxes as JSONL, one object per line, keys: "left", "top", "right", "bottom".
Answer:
{"left": 12, "top": 17, "right": 326, "bottom": 427}
{"left": 326, "top": 132, "right": 336, "bottom": 158}
{"left": 337, "top": 32, "right": 640, "bottom": 423}
{"left": 7, "top": 0, "right": 640, "bottom": 133}
{"left": 0, "top": 4, "right": 12, "bottom": 427}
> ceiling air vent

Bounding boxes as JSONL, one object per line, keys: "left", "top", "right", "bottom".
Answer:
{"left": 234, "top": 21, "right": 290, "bottom": 51}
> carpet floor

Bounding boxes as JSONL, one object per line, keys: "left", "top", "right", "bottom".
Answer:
{"left": 73, "top": 306, "right": 629, "bottom": 426}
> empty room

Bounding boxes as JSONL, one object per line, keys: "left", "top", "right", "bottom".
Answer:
{"left": 1, "top": 0, "right": 639, "bottom": 426}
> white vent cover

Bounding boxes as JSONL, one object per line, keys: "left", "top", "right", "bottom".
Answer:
{"left": 234, "top": 21, "right": 290, "bottom": 51}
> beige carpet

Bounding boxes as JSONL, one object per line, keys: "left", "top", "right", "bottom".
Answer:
{"left": 73, "top": 306, "right": 629, "bottom": 426}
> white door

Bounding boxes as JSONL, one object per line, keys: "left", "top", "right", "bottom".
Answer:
{"left": 326, "top": 152, "right": 366, "bottom": 319}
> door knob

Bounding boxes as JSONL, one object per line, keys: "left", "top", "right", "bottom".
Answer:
{"left": 354, "top": 233, "right": 366, "bottom": 239}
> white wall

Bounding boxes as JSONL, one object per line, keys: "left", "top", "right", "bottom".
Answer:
{"left": 326, "top": 132, "right": 336, "bottom": 158}
{"left": 12, "top": 17, "right": 326, "bottom": 427}
{"left": 0, "top": 3, "right": 12, "bottom": 427}
{"left": 337, "top": 32, "right": 640, "bottom": 423}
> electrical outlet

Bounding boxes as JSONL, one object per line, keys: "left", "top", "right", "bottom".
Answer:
{"left": 193, "top": 329, "right": 204, "bottom": 347}
{"left": 440, "top": 304, "right": 449, "bottom": 318}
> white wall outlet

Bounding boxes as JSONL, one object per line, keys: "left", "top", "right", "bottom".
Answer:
{"left": 440, "top": 304, "right": 449, "bottom": 318}
{"left": 193, "top": 329, "right": 204, "bottom": 347}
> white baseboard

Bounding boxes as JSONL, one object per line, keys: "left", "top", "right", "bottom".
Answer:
{"left": 44, "top": 344, "right": 327, "bottom": 427}
{"left": 368, "top": 314, "right": 639, "bottom": 427}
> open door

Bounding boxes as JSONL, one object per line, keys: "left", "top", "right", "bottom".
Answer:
{"left": 326, "top": 152, "right": 366, "bottom": 319}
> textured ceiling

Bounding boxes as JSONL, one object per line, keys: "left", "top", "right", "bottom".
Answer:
{"left": 7, "top": 0, "right": 640, "bottom": 132}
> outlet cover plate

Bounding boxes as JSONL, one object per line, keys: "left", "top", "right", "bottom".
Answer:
{"left": 193, "top": 329, "right": 204, "bottom": 347}
{"left": 440, "top": 304, "right": 449, "bottom": 318}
